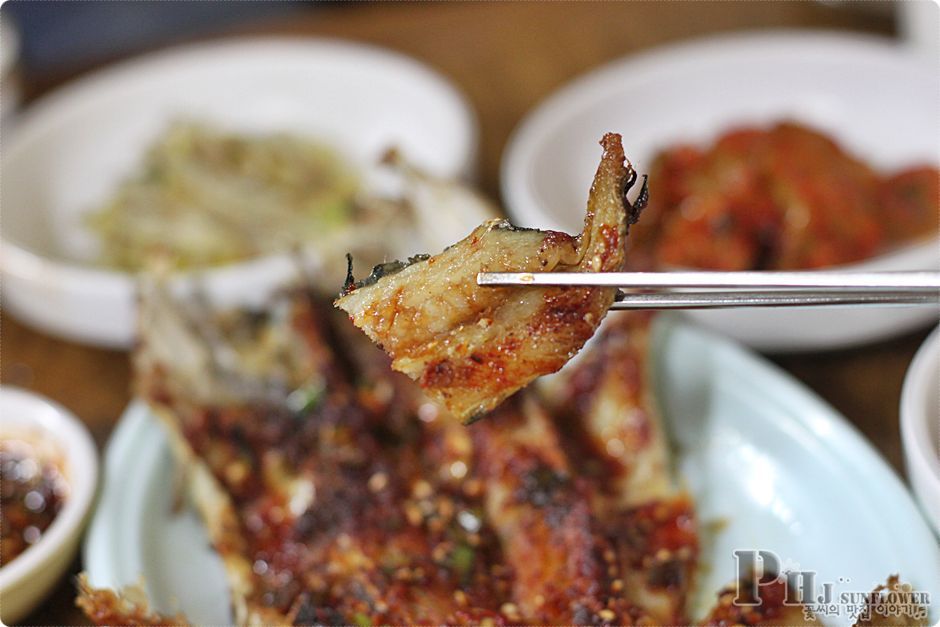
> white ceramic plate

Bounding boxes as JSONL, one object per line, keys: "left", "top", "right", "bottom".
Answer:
{"left": 502, "top": 32, "right": 940, "bottom": 352}
{"left": 901, "top": 325, "right": 940, "bottom": 537}
{"left": 84, "top": 318, "right": 940, "bottom": 625}
{"left": 0, "top": 37, "right": 478, "bottom": 348}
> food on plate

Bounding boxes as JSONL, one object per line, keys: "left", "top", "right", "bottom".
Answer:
{"left": 701, "top": 574, "right": 929, "bottom": 627}
{"left": 631, "top": 121, "right": 939, "bottom": 271}
{"left": 701, "top": 575, "right": 816, "bottom": 626}
{"left": 538, "top": 312, "right": 696, "bottom": 624}
{"left": 74, "top": 124, "right": 926, "bottom": 625}
{"left": 76, "top": 278, "right": 923, "bottom": 626}
{"left": 76, "top": 575, "right": 187, "bottom": 626}
{"left": 85, "top": 123, "right": 496, "bottom": 282}
{"left": 136, "top": 284, "right": 513, "bottom": 624}
{"left": 336, "top": 133, "right": 647, "bottom": 422}
{"left": 851, "top": 575, "right": 929, "bottom": 627}
{"left": 0, "top": 437, "right": 68, "bottom": 566}
{"left": 116, "top": 274, "right": 711, "bottom": 625}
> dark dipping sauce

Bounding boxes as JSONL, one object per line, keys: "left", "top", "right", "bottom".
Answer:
{"left": 1, "top": 439, "right": 68, "bottom": 566}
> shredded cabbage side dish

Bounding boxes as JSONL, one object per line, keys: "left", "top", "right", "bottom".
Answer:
{"left": 85, "top": 123, "right": 365, "bottom": 271}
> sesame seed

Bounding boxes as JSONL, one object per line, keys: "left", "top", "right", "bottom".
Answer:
{"left": 457, "top": 510, "right": 481, "bottom": 533}
{"left": 605, "top": 438, "right": 626, "bottom": 458}
{"left": 418, "top": 403, "right": 439, "bottom": 423}
{"left": 405, "top": 504, "right": 423, "bottom": 526}
{"left": 23, "top": 491, "right": 45, "bottom": 512}
{"left": 500, "top": 603, "right": 520, "bottom": 619}
{"left": 437, "top": 497, "right": 455, "bottom": 519}
{"left": 598, "top": 609, "right": 616, "bottom": 621}
{"left": 268, "top": 506, "right": 285, "bottom": 524}
{"left": 449, "top": 460, "right": 468, "bottom": 479}
{"left": 463, "top": 479, "right": 483, "bottom": 497}
{"left": 368, "top": 472, "right": 388, "bottom": 493}
{"left": 413, "top": 480, "right": 432, "bottom": 499}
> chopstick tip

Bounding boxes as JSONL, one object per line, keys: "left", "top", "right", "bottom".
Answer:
{"left": 477, "top": 272, "right": 535, "bottom": 286}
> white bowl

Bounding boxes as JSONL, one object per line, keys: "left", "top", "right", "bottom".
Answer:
{"left": 0, "top": 37, "right": 478, "bottom": 348}
{"left": 0, "top": 387, "right": 99, "bottom": 623}
{"left": 502, "top": 31, "right": 939, "bottom": 352}
{"left": 901, "top": 326, "right": 940, "bottom": 537}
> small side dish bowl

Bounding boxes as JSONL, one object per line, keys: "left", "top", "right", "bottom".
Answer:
{"left": 502, "top": 31, "right": 939, "bottom": 351}
{"left": 901, "top": 326, "right": 940, "bottom": 537}
{"left": 0, "top": 386, "right": 99, "bottom": 623}
{"left": 0, "top": 37, "right": 478, "bottom": 348}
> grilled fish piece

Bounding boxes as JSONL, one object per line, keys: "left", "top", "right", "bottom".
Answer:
{"left": 542, "top": 313, "right": 698, "bottom": 625}
{"left": 76, "top": 575, "right": 190, "bottom": 626}
{"left": 136, "top": 283, "right": 516, "bottom": 625}
{"left": 851, "top": 576, "right": 929, "bottom": 627}
{"left": 335, "top": 133, "right": 646, "bottom": 422}
{"left": 471, "top": 395, "right": 635, "bottom": 624}
{"left": 542, "top": 313, "right": 674, "bottom": 510}
{"left": 701, "top": 575, "right": 816, "bottom": 626}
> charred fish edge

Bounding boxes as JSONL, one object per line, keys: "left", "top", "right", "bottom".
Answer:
{"left": 623, "top": 171, "right": 649, "bottom": 226}
{"left": 340, "top": 252, "right": 432, "bottom": 297}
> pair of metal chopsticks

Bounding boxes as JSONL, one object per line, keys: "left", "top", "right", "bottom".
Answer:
{"left": 476, "top": 271, "right": 940, "bottom": 310}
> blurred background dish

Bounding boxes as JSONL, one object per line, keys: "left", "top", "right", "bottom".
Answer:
{"left": 897, "top": 0, "right": 940, "bottom": 61}
{"left": 502, "top": 31, "right": 940, "bottom": 352}
{"left": 0, "top": 387, "right": 98, "bottom": 624}
{"left": 0, "top": 37, "right": 481, "bottom": 348}
{"left": 901, "top": 326, "right": 940, "bottom": 537}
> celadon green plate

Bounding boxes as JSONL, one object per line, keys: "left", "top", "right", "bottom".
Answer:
{"left": 84, "top": 316, "right": 940, "bottom": 625}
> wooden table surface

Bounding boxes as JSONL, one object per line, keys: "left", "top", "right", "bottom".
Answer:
{"left": 4, "top": 2, "right": 928, "bottom": 625}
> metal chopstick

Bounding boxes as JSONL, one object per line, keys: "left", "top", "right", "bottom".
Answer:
{"left": 477, "top": 271, "right": 940, "bottom": 290}
{"left": 476, "top": 271, "right": 940, "bottom": 310}
{"left": 608, "top": 291, "right": 937, "bottom": 310}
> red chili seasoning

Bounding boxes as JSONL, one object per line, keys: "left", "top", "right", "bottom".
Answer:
{"left": 630, "top": 121, "right": 940, "bottom": 271}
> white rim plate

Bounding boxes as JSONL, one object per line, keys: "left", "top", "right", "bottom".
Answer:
{"left": 901, "top": 325, "right": 940, "bottom": 536}
{"left": 84, "top": 317, "right": 940, "bottom": 625}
